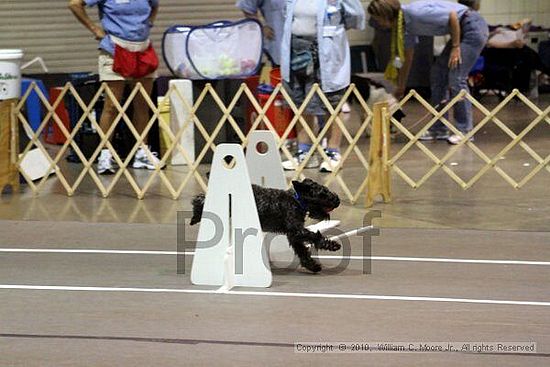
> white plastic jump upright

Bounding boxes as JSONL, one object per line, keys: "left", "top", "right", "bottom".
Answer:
{"left": 245, "top": 131, "right": 294, "bottom": 263}
{"left": 190, "top": 144, "right": 272, "bottom": 289}
{"left": 245, "top": 130, "right": 287, "bottom": 190}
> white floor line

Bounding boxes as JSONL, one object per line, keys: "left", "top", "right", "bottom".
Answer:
{"left": 0, "top": 284, "right": 549, "bottom": 307}
{"left": 0, "top": 249, "right": 181, "bottom": 255}
{"left": 1, "top": 248, "right": 550, "bottom": 267}
{"left": 318, "top": 255, "right": 550, "bottom": 266}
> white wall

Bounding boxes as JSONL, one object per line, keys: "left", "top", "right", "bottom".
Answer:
{"left": 480, "top": 0, "right": 550, "bottom": 26}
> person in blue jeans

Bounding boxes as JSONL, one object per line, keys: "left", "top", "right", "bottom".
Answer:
{"left": 236, "top": 0, "right": 285, "bottom": 66}
{"left": 367, "top": 0, "right": 488, "bottom": 145}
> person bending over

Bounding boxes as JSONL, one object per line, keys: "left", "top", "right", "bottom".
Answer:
{"left": 368, "top": 0, "right": 488, "bottom": 145}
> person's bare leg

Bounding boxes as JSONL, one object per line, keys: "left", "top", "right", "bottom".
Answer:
{"left": 130, "top": 78, "right": 154, "bottom": 144}
{"left": 97, "top": 80, "right": 125, "bottom": 173}
{"left": 99, "top": 80, "right": 126, "bottom": 136}
{"left": 327, "top": 112, "right": 344, "bottom": 150}
{"left": 129, "top": 78, "right": 163, "bottom": 169}
{"left": 296, "top": 113, "right": 316, "bottom": 145}
{"left": 319, "top": 112, "right": 347, "bottom": 173}
{"left": 283, "top": 113, "right": 319, "bottom": 169}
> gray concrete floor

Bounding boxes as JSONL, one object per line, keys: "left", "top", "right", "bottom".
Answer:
{"left": 0, "top": 94, "right": 549, "bottom": 366}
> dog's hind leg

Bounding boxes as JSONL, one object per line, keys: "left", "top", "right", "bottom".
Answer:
{"left": 288, "top": 234, "right": 322, "bottom": 273}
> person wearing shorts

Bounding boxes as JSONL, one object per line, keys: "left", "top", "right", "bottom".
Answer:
{"left": 280, "top": 0, "right": 365, "bottom": 172}
{"left": 69, "top": 0, "right": 162, "bottom": 174}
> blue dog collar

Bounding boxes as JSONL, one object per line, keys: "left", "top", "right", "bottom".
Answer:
{"left": 293, "top": 192, "right": 307, "bottom": 212}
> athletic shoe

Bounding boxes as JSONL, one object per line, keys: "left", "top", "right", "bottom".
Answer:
{"left": 447, "top": 134, "right": 474, "bottom": 145}
{"left": 341, "top": 102, "right": 351, "bottom": 113}
{"left": 319, "top": 150, "right": 342, "bottom": 173}
{"left": 132, "top": 146, "right": 165, "bottom": 170}
{"left": 97, "top": 149, "right": 116, "bottom": 175}
{"left": 282, "top": 150, "right": 320, "bottom": 170}
{"left": 418, "top": 130, "right": 450, "bottom": 141}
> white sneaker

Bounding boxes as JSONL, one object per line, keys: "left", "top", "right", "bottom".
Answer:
{"left": 97, "top": 149, "right": 115, "bottom": 175}
{"left": 341, "top": 102, "right": 351, "bottom": 113}
{"left": 282, "top": 150, "right": 320, "bottom": 171}
{"left": 447, "top": 134, "right": 474, "bottom": 145}
{"left": 419, "top": 130, "right": 450, "bottom": 141}
{"left": 319, "top": 150, "right": 342, "bottom": 173}
{"left": 132, "top": 146, "right": 165, "bottom": 170}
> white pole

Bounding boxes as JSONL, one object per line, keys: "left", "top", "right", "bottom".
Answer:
{"left": 329, "top": 226, "right": 374, "bottom": 242}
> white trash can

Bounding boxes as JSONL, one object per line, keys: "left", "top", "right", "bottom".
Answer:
{"left": 0, "top": 49, "right": 24, "bottom": 100}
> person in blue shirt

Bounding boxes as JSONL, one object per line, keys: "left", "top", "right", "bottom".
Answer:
{"left": 236, "top": 0, "right": 285, "bottom": 66}
{"left": 368, "top": 0, "right": 488, "bottom": 145}
{"left": 69, "top": 0, "right": 162, "bottom": 174}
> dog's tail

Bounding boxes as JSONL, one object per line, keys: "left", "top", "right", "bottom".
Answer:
{"left": 190, "top": 193, "right": 206, "bottom": 225}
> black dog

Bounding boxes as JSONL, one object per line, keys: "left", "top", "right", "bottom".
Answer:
{"left": 190, "top": 178, "right": 341, "bottom": 273}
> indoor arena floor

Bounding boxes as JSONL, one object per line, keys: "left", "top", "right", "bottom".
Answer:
{"left": 0, "top": 221, "right": 549, "bottom": 366}
{"left": 0, "top": 95, "right": 549, "bottom": 366}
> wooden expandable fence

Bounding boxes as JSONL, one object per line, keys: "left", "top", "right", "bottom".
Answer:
{"left": 8, "top": 81, "right": 549, "bottom": 206}
{"left": 386, "top": 89, "right": 550, "bottom": 192}
{"left": 0, "top": 99, "right": 19, "bottom": 193}
{"left": 11, "top": 81, "right": 373, "bottom": 203}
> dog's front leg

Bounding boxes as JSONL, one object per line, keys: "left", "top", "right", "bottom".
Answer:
{"left": 298, "top": 229, "right": 341, "bottom": 252}
{"left": 287, "top": 233, "right": 322, "bottom": 273}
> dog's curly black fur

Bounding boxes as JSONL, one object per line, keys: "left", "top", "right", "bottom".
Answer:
{"left": 190, "top": 178, "right": 341, "bottom": 273}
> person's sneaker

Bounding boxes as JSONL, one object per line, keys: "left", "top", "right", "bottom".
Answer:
{"left": 319, "top": 150, "right": 342, "bottom": 173}
{"left": 418, "top": 130, "right": 450, "bottom": 141}
{"left": 97, "top": 149, "right": 116, "bottom": 175}
{"left": 132, "top": 146, "right": 165, "bottom": 170}
{"left": 341, "top": 101, "right": 351, "bottom": 113}
{"left": 447, "top": 134, "right": 474, "bottom": 145}
{"left": 282, "top": 150, "right": 320, "bottom": 171}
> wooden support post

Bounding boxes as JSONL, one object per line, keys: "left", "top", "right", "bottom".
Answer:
{"left": 0, "top": 99, "right": 19, "bottom": 194}
{"left": 366, "top": 101, "right": 391, "bottom": 207}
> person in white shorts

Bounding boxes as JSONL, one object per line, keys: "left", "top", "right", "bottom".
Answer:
{"left": 69, "top": 0, "right": 163, "bottom": 174}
